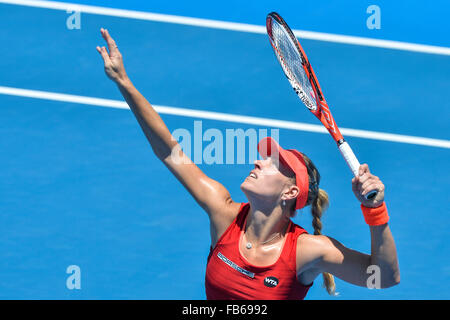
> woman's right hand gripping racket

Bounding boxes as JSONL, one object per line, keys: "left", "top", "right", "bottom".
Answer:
{"left": 266, "top": 12, "right": 377, "bottom": 200}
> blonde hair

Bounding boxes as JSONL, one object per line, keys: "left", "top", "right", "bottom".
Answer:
{"left": 311, "top": 188, "right": 336, "bottom": 296}
{"left": 289, "top": 153, "right": 337, "bottom": 296}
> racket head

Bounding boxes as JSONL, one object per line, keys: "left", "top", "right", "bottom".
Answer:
{"left": 266, "top": 12, "right": 343, "bottom": 142}
{"left": 266, "top": 13, "right": 318, "bottom": 111}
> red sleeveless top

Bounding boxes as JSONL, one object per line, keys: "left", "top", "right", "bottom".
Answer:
{"left": 205, "top": 203, "right": 313, "bottom": 300}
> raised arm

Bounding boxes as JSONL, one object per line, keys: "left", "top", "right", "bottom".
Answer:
{"left": 96, "top": 28, "right": 240, "bottom": 244}
{"left": 297, "top": 164, "right": 400, "bottom": 289}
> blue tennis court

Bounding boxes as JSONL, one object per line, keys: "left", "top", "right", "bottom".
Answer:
{"left": 0, "top": 0, "right": 449, "bottom": 299}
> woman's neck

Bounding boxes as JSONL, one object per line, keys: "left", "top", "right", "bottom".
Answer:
{"left": 245, "top": 203, "right": 291, "bottom": 245}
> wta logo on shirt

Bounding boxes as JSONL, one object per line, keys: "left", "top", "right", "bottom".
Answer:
{"left": 263, "top": 276, "right": 279, "bottom": 288}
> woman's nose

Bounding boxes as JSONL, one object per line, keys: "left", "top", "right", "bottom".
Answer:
{"left": 254, "top": 158, "right": 270, "bottom": 168}
{"left": 254, "top": 159, "right": 263, "bottom": 169}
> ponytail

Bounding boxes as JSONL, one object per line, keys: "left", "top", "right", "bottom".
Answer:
{"left": 311, "top": 189, "right": 336, "bottom": 296}
{"left": 300, "top": 154, "right": 337, "bottom": 296}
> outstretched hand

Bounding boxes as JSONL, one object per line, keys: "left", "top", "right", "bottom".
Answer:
{"left": 96, "top": 28, "right": 128, "bottom": 84}
{"left": 352, "top": 164, "right": 385, "bottom": 208}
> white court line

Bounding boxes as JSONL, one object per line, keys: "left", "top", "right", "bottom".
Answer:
{"left": 1, "top": 85, "right": 449, "bottom": 149}
{"left": 1, "top": 0, "right": 450, "bottom": 55}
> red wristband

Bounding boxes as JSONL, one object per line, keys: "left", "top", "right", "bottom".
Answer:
{"left": 361, "top": 202, "right": 389, "bottom": 226}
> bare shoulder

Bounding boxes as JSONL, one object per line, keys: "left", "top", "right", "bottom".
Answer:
{"left": 209, "top": 199, "right": 243, "bottom": 247}
{"left": 296, "top": 234, "right": 339, "bottom": 272}
{"left": 297, "top": 233, "right": 336, "bottom": 249}
{"left": 215, "top": 199, "right": 242, "bottom": 224}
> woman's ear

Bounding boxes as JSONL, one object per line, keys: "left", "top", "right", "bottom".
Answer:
{"left": 282, "top": 185, "right": 299, "bottom": 201}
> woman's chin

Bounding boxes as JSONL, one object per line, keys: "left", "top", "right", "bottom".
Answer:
{"left": 240, "top": 178, "right": 256, "bottom": 194}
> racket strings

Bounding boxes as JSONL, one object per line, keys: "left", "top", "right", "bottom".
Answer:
{"left": 270, "top": 20, "right": 316, "bottom": 110}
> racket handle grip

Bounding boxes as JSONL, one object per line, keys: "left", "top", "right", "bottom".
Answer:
{"left": 338, "top": 141, "right": 378, "bottom": 200}
{"left": 338, "top": 141, "right": 360, "bottom": 176}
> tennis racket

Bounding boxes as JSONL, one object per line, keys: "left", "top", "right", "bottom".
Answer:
{"left": 266, "top": 12, "right": 377, "bottom": 200}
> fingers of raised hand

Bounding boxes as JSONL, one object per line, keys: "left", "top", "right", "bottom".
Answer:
{"left": 100, "top": 28, "right": 119, "bottom": 54}
{"left": 361, "top": 174, "right": 378, "bottom": 187}
{"left": 362, "top": 177, "right": 384, "bottom": 196}
{"left": 353, "top": 172, "right": 380, "bottom": 193}
{"left": 358, "top": 164, "right": 370, "bottom": 177}
{"left": 96, "top": 45, "right": 106, "bottom": 56}
{"left": 361, "top": 179, "right": 375, "bottom": 192}
{"left": 358, "top": 164, "right": 374, "bottom": 183}
{"left": 96, "top": 46, "right": 111, "bottom": 63}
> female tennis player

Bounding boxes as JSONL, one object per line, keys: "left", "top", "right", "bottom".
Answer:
{"left": 96, "top": 28, "right": 400, "bottom": 299}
